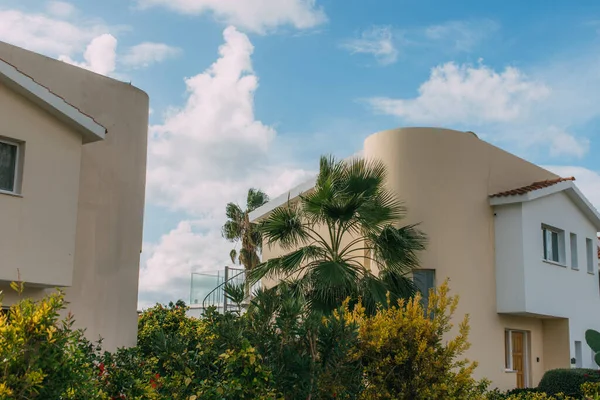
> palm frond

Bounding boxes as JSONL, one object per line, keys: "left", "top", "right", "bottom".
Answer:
{"left": 369, "top": 224, "right": 427, "bottom": 274}
{"left": 225, "top": 202, "right": 243, "bottom": 221}
{"left": 260, "top": 204, "right": 309, "bottom": 250}
{"left": 247, "top": 188, "right": 269, "bottom": 212}
{"left": 247, "top": 245, "right": 325, "bottom": 284}
{"left": 222, "top": 220, "right": 242, "bottom": 241}
{"left": 229, "top": 249, "right": 238, "bottom": 264}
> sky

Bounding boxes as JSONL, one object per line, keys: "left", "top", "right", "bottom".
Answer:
{"left": 1, "top": 0, "right": 599, "bottom": 308}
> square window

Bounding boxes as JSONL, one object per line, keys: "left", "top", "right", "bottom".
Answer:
{"left": 0, "top": 139, "right": 19, "bottom": 193}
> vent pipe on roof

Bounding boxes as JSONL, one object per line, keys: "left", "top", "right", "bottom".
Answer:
{"left": 465, "top": 131, "right": 478, "bottom": 138}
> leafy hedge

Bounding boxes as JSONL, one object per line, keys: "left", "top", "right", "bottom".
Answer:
{"left": 538, "top": 368, "right": 600, "bottom": 397}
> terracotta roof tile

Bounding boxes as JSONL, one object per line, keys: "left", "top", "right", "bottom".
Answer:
{"left": 490, "top": 177, "right": 576, "bottom": 198}
{"left": 0, "top": 57, "right": 107, "bottom": 134}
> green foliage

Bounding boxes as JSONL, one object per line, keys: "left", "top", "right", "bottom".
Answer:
{"left": 586, "top": 329, "right": 600, "bottom": 365}
{"left": 538, "top": 368, "right": 600, "bottom": 397}
{"left": 345, "top": 280, "right": 487, "bottom": 400}
{"left": 222, "top": 188, "right": 269, "bottom": 271}
{"left": 250, "top": 155, "right": 427, "bottom": 315}
{"left": 0, "top": 286, "right": 105, "bottom": 399}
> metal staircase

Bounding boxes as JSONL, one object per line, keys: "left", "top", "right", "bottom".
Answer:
{"left": 187, "top": 266, "right": 255, "bottom": 317}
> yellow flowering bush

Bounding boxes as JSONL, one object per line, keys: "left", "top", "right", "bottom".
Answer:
{"left": 336, "top": 279, "right": 487, "bottom": 400}
{"left": 0, "top": 282, "right": 105, "bottom": 399}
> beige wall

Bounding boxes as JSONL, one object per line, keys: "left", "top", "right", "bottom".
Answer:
{"left": 0, "top": 42, "right": 148, "bottom": 351}
{"left": 260, "top": 127, "right": 567, "bottom": 390}
{"left": 363, "top": 128, "right": 560, "bottom": 389}
{"left": 0, "top": 83, "right": 82, "bottom": 286}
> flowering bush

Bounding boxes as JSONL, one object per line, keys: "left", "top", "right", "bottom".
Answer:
{"left": 0, "top": 282, "right": 104, "bottom": 399}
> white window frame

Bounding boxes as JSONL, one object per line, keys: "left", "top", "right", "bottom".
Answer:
{"left": 505, "top": 329, "right": 530, "bottom": 387}
{"left": 542, "top": 225, "right": 565, "bottom": 265}
{"left": 586, "top": 238, "right": 595, "bottom": 275}
{"left": 0, "top": 137, "right": 21, "bottom": 195}
{"left": 570, "top": 233, "right": 579, "bottom": 270}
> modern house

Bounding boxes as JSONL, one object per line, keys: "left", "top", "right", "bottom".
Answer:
{"left": 249, "top": 127, "right": 600, "bottom": 390}
{"left": 0, "top": 42, "right": 148, "bottom": 351}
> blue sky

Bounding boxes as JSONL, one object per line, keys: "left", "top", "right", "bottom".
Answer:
{"left": 2, "top": 0, "right": 599, "bottom": 307}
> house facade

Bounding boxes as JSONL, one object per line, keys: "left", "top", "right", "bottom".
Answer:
{"left": 0, "top": 42, "right": 148, "bottom": 351}
{"left": 249, "top": 127, "right": 600, "bottom": 390}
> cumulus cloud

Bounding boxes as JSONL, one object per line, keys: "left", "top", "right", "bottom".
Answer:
{"left": 0, "top": 8, "right": 111, "bottom": 56}
{"left": 146, "top": 26, "right": 311, "bottom": 216}
{"left": 544, "top": 166, "right": 600, "bottom": 210}
{"left": 341, "top": 26, "right": 398, "bottom": 66}
{"left": 367, "top": 62, "right": 550, "bottom": 124}
{"left": 366, "top": 61, "right": 591, "bottom": 158}
{"left": 59, "top": 34, "right": 118, "bottom": 76}
{"left": 140, "top": 26, "right": 312, "bottom": 307}
{"left": 136, "top": 0, "right": 327, "bottom": 34}
{"left": 122, "top": 42, "right": 182, "bottom": 68}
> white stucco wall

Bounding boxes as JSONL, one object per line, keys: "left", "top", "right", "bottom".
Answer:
{"left": 495, "top": 191, "right": 600, "bottom": 369}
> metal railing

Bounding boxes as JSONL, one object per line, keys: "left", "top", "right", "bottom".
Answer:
{"left": 201, "top": 266, "right": 245, "bottom": 313}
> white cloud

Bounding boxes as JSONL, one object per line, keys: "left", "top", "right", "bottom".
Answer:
{"left": 366, "top": 61, "right": 591, "bottom": 158}
{"left": 59, "top": 34, "right": 118, "bottom": 76}
{"left": 368, "top": 62, "right": 550, "bottom": 124}
{"left": 140, "top": 26, "right": 312, "bottom": 306}
{"left": 122, "top": 42, "right": 182, "bottom": 68}
{"left": 424, "top": 19, "right": 499, "bottom": 52}
{"left": 0, "top": 8, "right": 111, "bottom": 56}
{"left": 137, "top": 0, "right": 327, "bottom": 34}
{"left": 146, "top": 26, "right": 311, "bottom": 216}
{"left": 544, "top": 166, "right": 600, "bottom": 210}
{"left": 341, "top": 26, "right": 398, "bottom": 66}
{"left": 46, "top": 1, "right": 76, "bottom": 18}
{"left": 138, "top": 221, "right": 232, "bottom": 307}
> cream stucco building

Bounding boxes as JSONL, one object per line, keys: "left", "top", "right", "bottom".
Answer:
{"left": 250, "top": 127, "right": 600, "bottom": 390}
{"left": 0, "top": 42, "right": 148, "bottom": 351}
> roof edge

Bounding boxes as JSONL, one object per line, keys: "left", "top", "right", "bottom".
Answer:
{"left": 0, "top": 58, "right": 106, "bottom": 143}
{"left": 490, "top": 181, "right": 600, "bottom": 230}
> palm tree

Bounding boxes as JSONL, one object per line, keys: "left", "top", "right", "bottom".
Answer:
{"left": 248, "top": 155, "right": 427, "bottom": 315}
{"left": 222, "top": 188, "right": 269, "bottom": 272}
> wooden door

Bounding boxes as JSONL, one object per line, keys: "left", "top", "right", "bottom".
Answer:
{"left": 511, "top": 331, "right": 525, "bottom": 388}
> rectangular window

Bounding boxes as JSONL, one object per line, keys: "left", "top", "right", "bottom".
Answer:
{"left": 575, "top": 341, "right": 583, "bottom": 368}
{"left": 543, "top": 225, "right": 564, "bottom": 264}
{"left": 0, "top": 139, "right": 20, "bottom": 193}
{"left": 571, "top": 233, "right": 579, "bottom": 270}
{"left": 587, "top": 238, "right": 595, "bottom": 274}
{"left": 413, "top": 269, "right": 435, "bottom": 310}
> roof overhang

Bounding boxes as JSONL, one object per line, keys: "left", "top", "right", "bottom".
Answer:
{"left": 490, "top": 180, "right": 600, "bottom": 230}
{"left": 249, "top": 176, "right": 317, "bottom": 222}
{"left": 0, "top": 59, "right": 106, "bottom": 143}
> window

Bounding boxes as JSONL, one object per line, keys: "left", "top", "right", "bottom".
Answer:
{"left": 542, "top": 225, "right": 565, "bottom": 264}
{"left": 587, "top": 238, "right": 595, "bottom": 274}
{"left": 0, "top": 138, "right": 20, "bottom": 194}
{"left": 413, "top": 269, "right": 435, "bottom": 311}
{"left": 575, "top": 341, "right": 583, "bottom": 368}
{"left": 570, "top": 233, "right": 579, "bottom": 270}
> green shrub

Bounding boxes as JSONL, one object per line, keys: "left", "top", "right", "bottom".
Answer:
{"left": 538, "top": 368, "right": 600, "bottom": 397}
{"left": 0, "top": 283, "right": 103, "bottom": 399}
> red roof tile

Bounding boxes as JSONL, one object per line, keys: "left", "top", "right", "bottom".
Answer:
{"left": 0, "top": 57, "right": 107, "bottom": 134}
{"left": 490, "top": 177, "right": 576, "bottom": 198}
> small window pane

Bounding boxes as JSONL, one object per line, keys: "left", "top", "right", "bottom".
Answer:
{"left": 551, "top": 231, "right": 559, "bottom": 262}
{"left": 505, "top": 330, "right": 511, "bottom": 369}
{"left": 413, "top": 269, "right": 435, "bottom": 310}
{"left": 0, "top": 141, "right": 17, "bottom": 192}
{"left": 587, "top": 238, "right": 595, "bottom": 274}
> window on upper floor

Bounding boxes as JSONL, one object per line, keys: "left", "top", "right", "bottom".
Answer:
{"left": 0, "top": 138, "right": 22, "bottom": 194}
{"left": 570, "top": 233, "right": 579, "bottom": 270}
{"left": 542, "top": 225, "right": 565, "bottom": 264}
{"left": 587, "top": 238, "right": 595, "bottom": 274}
{"left": 413, "top": 269, "right": 435, "bottom": 311}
